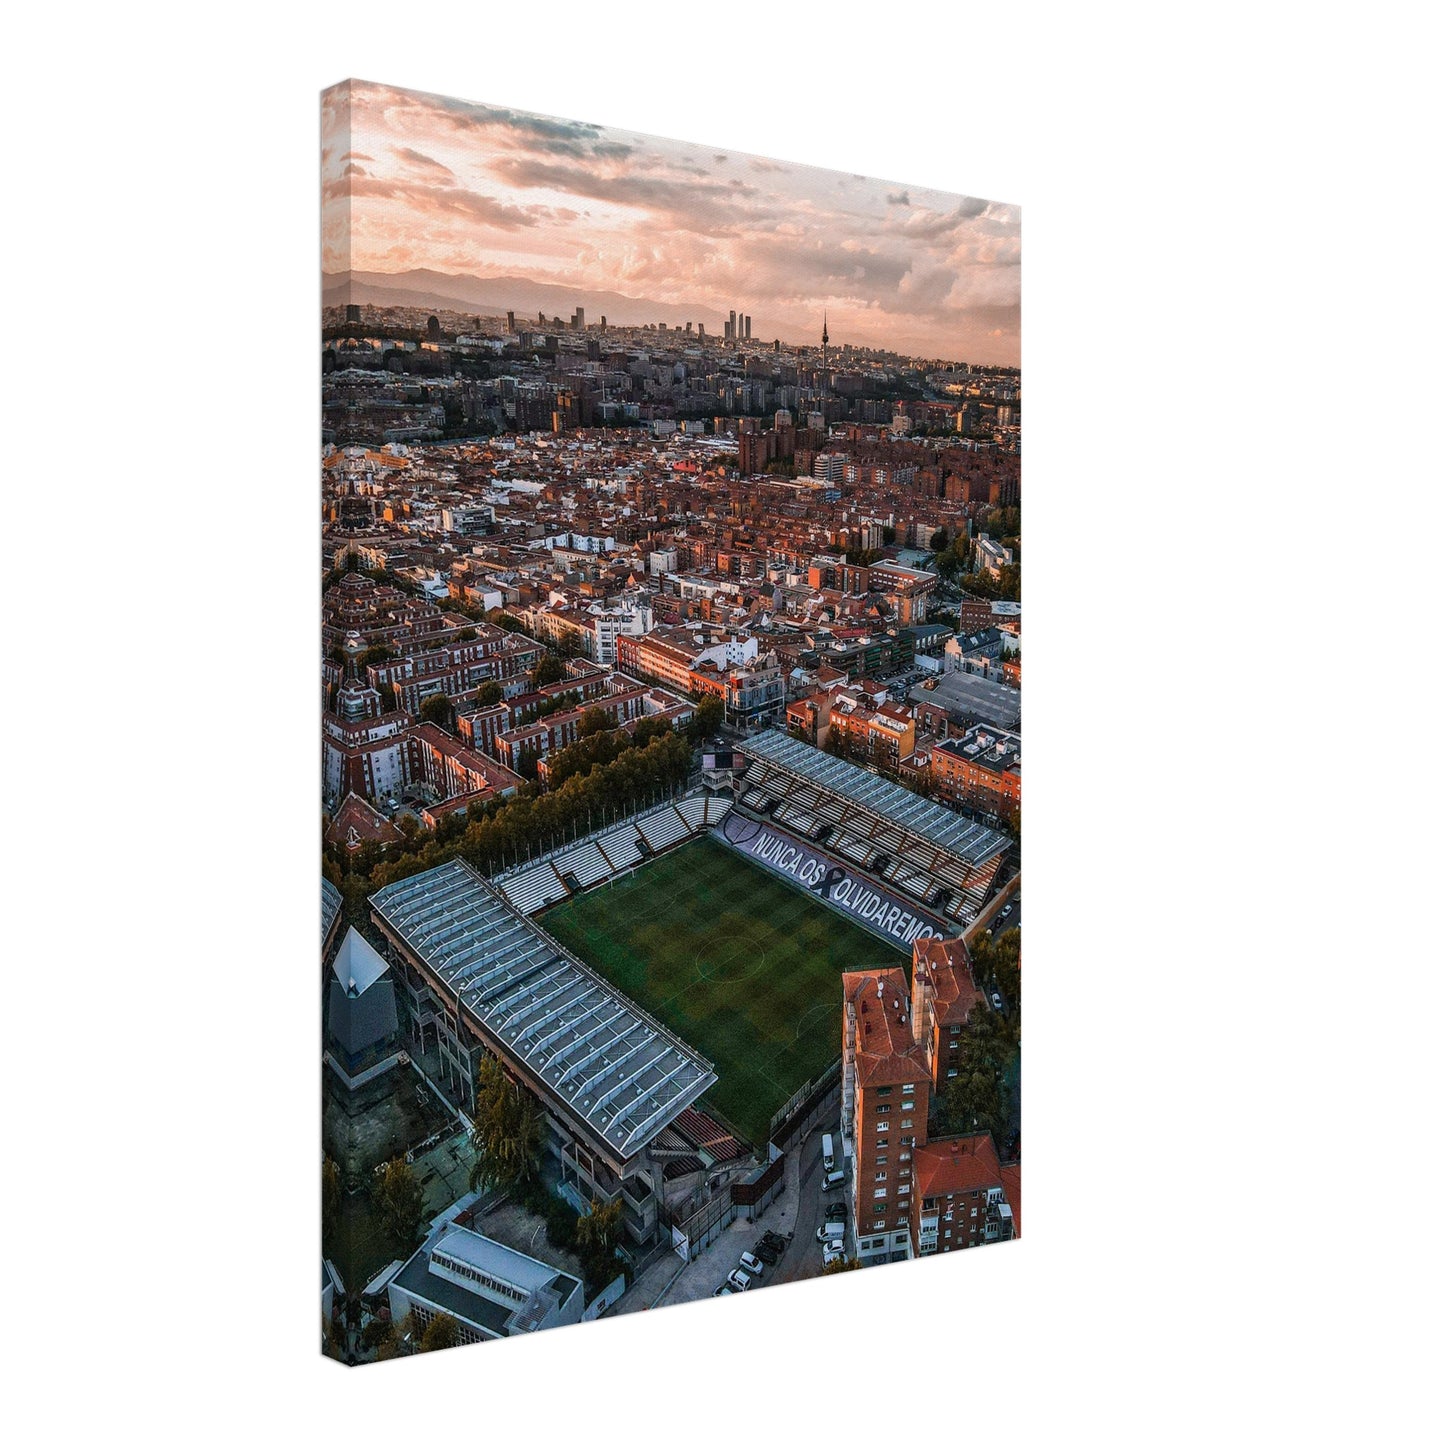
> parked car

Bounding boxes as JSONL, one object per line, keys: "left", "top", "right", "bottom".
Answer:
{"left": 825, "top": 1203, "right": 847, "bottom": 1222}
{"left": 727, "top": 1268, "right": 752, "bottom": 1291}
{"left": 712, "top": 1282, "right": 733, "bottom": 1297}
{"left": 991, "top": 991, "right": 1004, "bottom": 1011}
{"left": 822, "top": 1242, "right": 846, "bottom": 1265}
{"left": 762, "top": 1230, "right": 790, "bottom": 1251}
{"left": 816, "top": 1222, "right": 846, "bottom": 1243}
{"left": 753, "top": 1240, "right": 780, "bottom": 1264}
{"left": 821, "top": 1168, "right": 847, "bottom": 1192}
{"left": 739, "top": 1252, "right": 765, "bottom": 1276}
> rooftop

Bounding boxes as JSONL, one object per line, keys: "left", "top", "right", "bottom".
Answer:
{"left": 913, "top": 1132, "right": 1005, "bottom": 1200}
{"left": 371, "top": 859, "right": 717, "bottom": 1159}
{"left": 913, "top": 935, "right": 983, "bottom": 1026}
{"left": 908, "top": 670, "right": 1021, "bottom": 730}
{"left": 843, "top": 968, "right": 931, "bottom": 1087}
{"left": 331, "top": 926, "right": 389, "bottom": 997}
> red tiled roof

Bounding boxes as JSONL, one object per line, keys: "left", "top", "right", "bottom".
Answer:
{"left": 999, "top": 1161, "right": 1021, "bottom": 1238}
{"left": 843, "top": 969, "right": 931, "bottom": 1086}
{"left": 912, "top": 1133, "right": 1003, "bottom": 1200}
{"left": 325, "top": 792, "right": 403, "bottom": 848}
{"left": 913, "top": 936, "right": 984, "bottom": 1028}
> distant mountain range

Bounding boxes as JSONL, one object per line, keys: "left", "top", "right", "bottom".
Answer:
{"left": 322, "top": 268, "right": 733, "bottom": 335}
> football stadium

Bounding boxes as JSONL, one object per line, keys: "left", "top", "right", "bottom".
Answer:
{"left": 541, "top": 833, "right": 902, "bottom": 1145}
{"left": 368, "top": 733, "right": 1012, "bottom": 1242}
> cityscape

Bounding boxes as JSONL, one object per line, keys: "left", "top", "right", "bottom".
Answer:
{"left": 321, "top": 81, "right": 1022, "bottom": 1363}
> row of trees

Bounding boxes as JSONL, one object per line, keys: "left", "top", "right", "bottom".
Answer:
{"left": 350, "top": 727, "right": 694, "bottom": 893}
{"left": 935, "top": 927, "right": 1021, "bottom": 1148}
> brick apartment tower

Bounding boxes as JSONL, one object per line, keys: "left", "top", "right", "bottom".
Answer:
{"left": 841, "top": 969, "right": 931, "bottom": 1266}
{"left": 910, "top": 936, "right": 985, "bottom": 1095}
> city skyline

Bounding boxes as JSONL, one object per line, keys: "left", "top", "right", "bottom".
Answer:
{"left": 322, "top": 80, "right": 1021, "bottom": 365}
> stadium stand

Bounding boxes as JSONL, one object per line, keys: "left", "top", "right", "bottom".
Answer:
{"left": 371, "top": 859, "right": 716, "bottom": 1161}
{"left": 492, "top": 793, "right": 733, "bottom": 916}
{"left": 733, "top": 732, "right": 1011, "bottom": 929}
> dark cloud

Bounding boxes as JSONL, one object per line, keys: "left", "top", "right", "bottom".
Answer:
{"left": 489, "top": 155, "right": 771, "bottom": 233}
{"left": 886, "top": 191, "right": 910, "bottom": 206}
{"left": 332, "top": 173, "right": 548, "bottom": 231}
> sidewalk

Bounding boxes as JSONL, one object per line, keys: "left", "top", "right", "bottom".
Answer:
{"left": 609, "top": 1138, "right": 812, "bottom": 1316}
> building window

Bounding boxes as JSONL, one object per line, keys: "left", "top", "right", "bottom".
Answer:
{"left": 875, "top": 1171, "right": 888, "bottom": 1182}
{"left": 902, "top": 1083, "right": 915, "bottom": 1095}
{"left": 876, "top": 1121, "right": 889, "bottom": 1132}
{"left": 874, "top": 1188, "right": 888, "bottom": 1199}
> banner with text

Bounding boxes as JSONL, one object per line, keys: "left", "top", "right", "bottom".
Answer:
{"left": 717, "top": 812, "right": 953, "bottom": 951}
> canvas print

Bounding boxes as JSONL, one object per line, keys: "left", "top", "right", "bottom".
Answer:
{"left": 321, "top": 79, "right": 1021, "bottom": 1364}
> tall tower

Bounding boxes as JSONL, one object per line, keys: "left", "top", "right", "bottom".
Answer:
{"left": 822, "top": 312, "right": 830, "bottom": 376}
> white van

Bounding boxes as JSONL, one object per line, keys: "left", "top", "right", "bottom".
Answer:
{"left": 821, "top": 1168, "right": 846, "bottom": 1192}
{"left": 821, "top": 1133, "right": 836, "bottom": 1172}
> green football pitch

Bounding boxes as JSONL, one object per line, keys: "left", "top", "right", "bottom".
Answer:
{"left": 540, "top": 833, "right": 906, "bottom": 1145}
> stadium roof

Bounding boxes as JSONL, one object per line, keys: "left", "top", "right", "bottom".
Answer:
{"left": 740, "top": 730, "right": 1010, "bottom": 864}
{"left": 322, "top": 876, "right": 342, "bottom": 948}
{"left": 371, "top": 860, "right": 717, "bottom": 1160}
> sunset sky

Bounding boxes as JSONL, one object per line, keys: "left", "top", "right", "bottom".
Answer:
{"left": 322, "top": 81, "right": 1020, "bottom": 365}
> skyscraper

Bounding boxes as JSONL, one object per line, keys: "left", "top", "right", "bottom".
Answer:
{"left": 744, "top": 315, "right": 752, "bottom": 341}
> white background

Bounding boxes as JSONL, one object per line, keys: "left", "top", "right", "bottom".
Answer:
{"left": 2, "top": 3, "right": 1437, "bottom": 1439}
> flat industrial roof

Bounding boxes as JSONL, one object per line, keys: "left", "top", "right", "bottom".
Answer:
{"left": 739, "top": 730, "right": 1009, "bottom": 864}
{"left": 371, "top": 859, "right": 717, "bottom": 1159}
{"left": 910, "top": 669, "right": 1022, "bottom": 729}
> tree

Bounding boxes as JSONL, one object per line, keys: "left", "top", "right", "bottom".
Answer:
{"left": 938, "top": 1007, "right": 1017, "bottom": 1140}
{"left": 322, "top": 1155, "right": 342, "bottom": 1250}
{"left": 576, "top": 1195, "right": 623, "bottom": 1258}
{"left": 374, "top": 1157, "right": 425, "bottom": 1251}
{"left": 357, "top": 644, "right": 394, "bottom": 668}
{"left": 880, "top": 525, "right": 897, "bottom": 546}
{"left": 532, "top": 654, "right": 566, "bottom": 688}
{"left": 578, "top": 706, "right": 612, "bottom": 738}
{"left": 688, "top": 694, "right": 724, "bottom": 741}
{"left": 631, "top": 715, "right": 674, "bottom": 747}
{"left": 474, "top": 680, "right": 503, "bottom": 708}
{"left": 468, "top": 1056, "right": 544, "bottom": 1192}
{"left": 821, "top": 1256, "right": 861, "bottom": 1275}
{"left": 930, "top": 527, "right": 950, "bottom": 552}
{"left": 419, "top": 1313, "right": 462, "bottom": 1352}
{"left": 419, "top": 693, "right": 452, "bottom": 728}
{"left": 455, "top": 626, "right": 478, "bottom": 642}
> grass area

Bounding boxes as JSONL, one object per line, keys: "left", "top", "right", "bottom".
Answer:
{"left": 541, "top": 834, "right": 905, "bottom": 1144}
